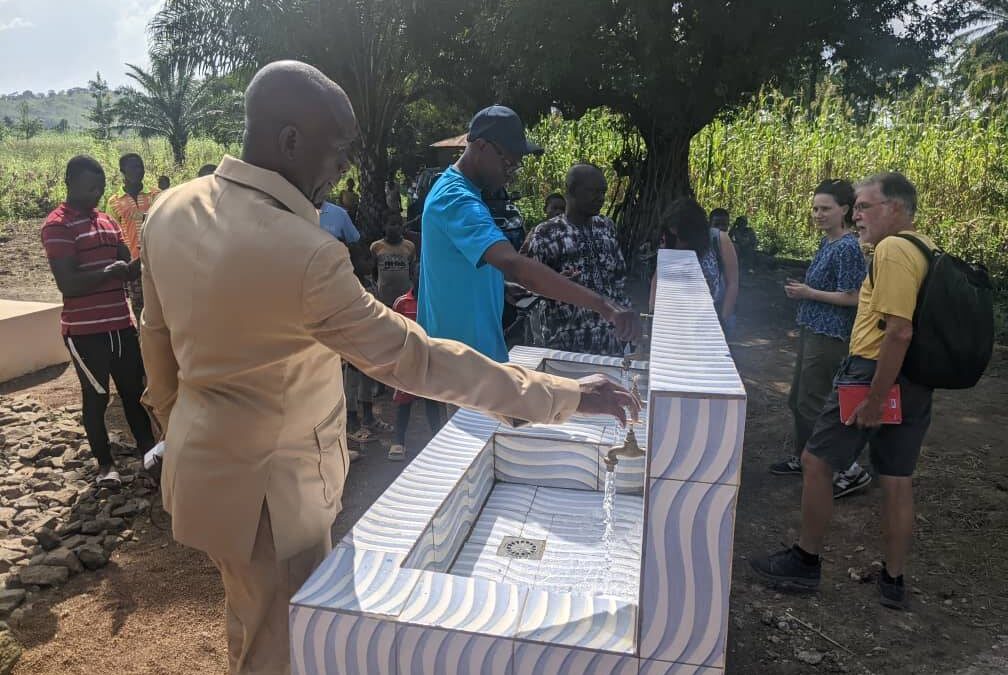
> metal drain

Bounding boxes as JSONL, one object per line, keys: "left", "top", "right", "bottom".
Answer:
{"left": 496, "top": 536, "right": 546, "bottom": 560}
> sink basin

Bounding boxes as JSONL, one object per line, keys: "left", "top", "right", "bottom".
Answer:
{"left": 290, "top": 249, "right": 747, "bottom": 674}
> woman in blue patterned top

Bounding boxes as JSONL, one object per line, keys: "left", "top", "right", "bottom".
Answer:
{"left": 770, "top": 180, "right": 871, "bottom": 498}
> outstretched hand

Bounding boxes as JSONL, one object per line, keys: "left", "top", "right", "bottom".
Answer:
{"left": 604, "top": 302, "right": 643, "bottom": 343}
{"left": 576, "top": 374, "right": 642, "bottom": 427}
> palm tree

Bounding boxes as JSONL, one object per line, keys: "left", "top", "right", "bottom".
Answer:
{"left": 148, "top": 0, "right": 449, "bottom": 236}
{"left": 113, "top": 57, "right": 219, "bottom": 165}
{"left": 953, "top": 2, "right": 1008, "bottom": 104}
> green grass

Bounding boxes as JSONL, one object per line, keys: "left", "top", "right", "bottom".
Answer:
{"left": 4, "top": 88, "right": 1006, "bottom": 287}
{"left": 0, "top": 133, "right": 233, "bottom": 220}
{"left": 690, "top": 88, "right": 1008, "bottom": 281}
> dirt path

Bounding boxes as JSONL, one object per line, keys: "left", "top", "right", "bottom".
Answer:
{"left": 2, "top": 219, "right": 1006, "bottom": 674}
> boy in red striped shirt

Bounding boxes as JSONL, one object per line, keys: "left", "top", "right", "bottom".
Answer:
{"left": 41, "top": 155, "right": 156, "bottom": 488}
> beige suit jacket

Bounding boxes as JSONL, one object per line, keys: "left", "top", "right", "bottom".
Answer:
{"left": 140, "top": 156, "right": 581, "bottom": 562}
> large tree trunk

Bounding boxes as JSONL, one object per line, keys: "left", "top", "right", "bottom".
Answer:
{"left": 615, "top": 127, "right": 694, "bottom": 270}
{"left": 355, "top": 135, "right": 392, "bottom": 243}
{"left": 170, "top": 130, "right": 187, "bottom": 167}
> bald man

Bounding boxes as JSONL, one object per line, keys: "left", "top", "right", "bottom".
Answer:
{"left": 521, "top": 164, "right": 633, "bottom": 355}
{"left": 139, "top": 61, "right": 638, "bottom": 674}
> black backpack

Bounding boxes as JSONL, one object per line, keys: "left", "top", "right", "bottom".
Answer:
{"left": 872, "top": 233, "right": 994, "bottom": 389}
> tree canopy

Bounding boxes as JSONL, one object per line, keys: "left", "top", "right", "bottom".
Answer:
{"left": 425, "top": 0, "right": 973, "bottom": 249}
{"left": 147, "top": 0, "right": 974, "bottom": 247}
{"left": 113, "top": 58, "right": 220, "bottom": 166}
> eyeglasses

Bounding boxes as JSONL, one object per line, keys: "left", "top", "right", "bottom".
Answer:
{"left": 486, "top": 141, "right": 519, "bottom": 174}
{"left": 853, "top": 200, "right": 890, "bottom": 213}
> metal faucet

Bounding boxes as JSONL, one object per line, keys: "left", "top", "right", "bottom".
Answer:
{"left": 604, "top": 427, "right": 644, "bottom": 472}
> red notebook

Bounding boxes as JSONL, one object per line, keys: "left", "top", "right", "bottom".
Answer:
{"left": 838, "top": 384, "right": 902, "bottom": 425}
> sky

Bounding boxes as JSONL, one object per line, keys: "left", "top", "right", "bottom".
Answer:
{"left": 0, "top": 0, "right": 161, "bottom": 94}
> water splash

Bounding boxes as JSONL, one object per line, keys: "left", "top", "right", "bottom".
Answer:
{"left": 602, "top": 469, "right": 617, "bottom": 594}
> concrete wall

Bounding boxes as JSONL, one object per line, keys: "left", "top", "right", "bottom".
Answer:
{"left": 0, "top": 300, "right": 68, "bottom": 383}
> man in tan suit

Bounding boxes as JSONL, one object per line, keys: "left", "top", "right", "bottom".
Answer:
{"left": 140, "top": 61, "right": 637, "bottom": 674}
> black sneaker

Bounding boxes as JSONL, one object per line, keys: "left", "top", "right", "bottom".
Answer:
{"left": 770, "top": 456, "right": 802, "bottom": 475}
{"left": 833, "top": 468, "right": 872, "bottom": 499}
{"left": 878, "top": 565, "right": 909, "bottom": 610}
{"left": 750, "top": 545, "right": 821, "bottom": 591}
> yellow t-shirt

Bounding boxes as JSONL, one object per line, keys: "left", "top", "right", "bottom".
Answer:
{"left": 849, "top": 230, "right": 935, "bottom": 360}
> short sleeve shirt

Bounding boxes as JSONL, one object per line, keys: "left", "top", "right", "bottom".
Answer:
{"left": 849, "top": 231, "right": 934, "bottom": 360}
{"left": 417, "top": 166, "right": 508, "bottom": 362}
{"left": 319, "top": 202, "right": 360, "bottom": 243}
{"left": 796, "top": 233, "right": 867, "bottom": 340}
{"left": 370, "top": 238, "right": 416, "bottom": 306}
{"left": 41, "top": 203, "right": 133, "bottom": 336}
{"left": 521, "top": 214, "right": 629, "bottom": 356}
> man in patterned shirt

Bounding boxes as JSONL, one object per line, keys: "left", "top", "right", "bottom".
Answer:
{"left": 521, "top": 164, "right": 631, "bottom": 356}
{"left": 107, "top": 153, "right": 159, "bottom": 321}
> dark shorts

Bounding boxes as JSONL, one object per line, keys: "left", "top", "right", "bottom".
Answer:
{"left": 805, "top": 356, "right": 933, "bottom": 477}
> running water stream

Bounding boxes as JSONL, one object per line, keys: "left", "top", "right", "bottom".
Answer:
{"left": 601, "top": 468, "right": 617, "bottom": 594}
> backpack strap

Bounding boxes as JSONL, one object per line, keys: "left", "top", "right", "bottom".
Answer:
{"left": 870, "top": 232, "right": 934, "bottom": 287}
{"left": 895, "top": 232, "right": 936, "bottom": 264}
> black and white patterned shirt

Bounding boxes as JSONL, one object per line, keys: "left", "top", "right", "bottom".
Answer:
{"left": 521, "top": 214, "right": 630, "bottom": 356}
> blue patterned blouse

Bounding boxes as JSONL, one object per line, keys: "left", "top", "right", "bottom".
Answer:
{"left": 796, "top": 233, "right": 867, "bottom": 340}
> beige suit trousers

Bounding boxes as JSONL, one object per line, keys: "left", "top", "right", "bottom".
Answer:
{"left": 211, "top": 503, "right": 331, "bottom": 674}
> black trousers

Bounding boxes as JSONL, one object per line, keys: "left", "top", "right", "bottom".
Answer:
{"left": 64, "top": 327, "right": 155, "bottom": 468}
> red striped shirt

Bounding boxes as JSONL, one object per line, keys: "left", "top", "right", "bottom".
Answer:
{"left": 41, "top": 203, "right": 134, "bottom": 336}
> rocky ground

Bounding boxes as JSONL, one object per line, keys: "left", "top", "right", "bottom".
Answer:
{"left": 0, "top": 395, "right": 159, "bottom": 672}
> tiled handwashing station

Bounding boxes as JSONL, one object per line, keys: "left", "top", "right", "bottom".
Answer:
{"left": 290, "top": 250, "right": 746, "bottom": 674}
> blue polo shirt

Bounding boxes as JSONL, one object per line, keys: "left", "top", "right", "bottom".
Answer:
{"left": 319, "top": 201, "right": 360, "bottom": 243}
{"left": 417, "top": 166, "right": 508, "bottom": 362}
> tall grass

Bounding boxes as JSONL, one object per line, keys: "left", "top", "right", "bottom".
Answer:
{"left": 3, "top": 89, "right": 1006, "bottom": 283}
{"left": 0, "top": 133, "right": 233, "bottom": 218}
{"left": 691, "top": 88, "right": 1008, "bottom": 280}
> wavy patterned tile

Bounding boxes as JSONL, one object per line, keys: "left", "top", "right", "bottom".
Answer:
{"left": 638, "top": 659, "right": 723, "bottom": 675}
{"left": 292, "top": 545, "right": 420, "bottom": 617}
{"left": 541, "top": 358, "right": 649, "bottom": 397}
{"left": 639, "top": 479, "right": 737, "bottom": 668}
{"left": 431, "top": 478, "right": 476, "bottom": 572}
{"left": 400, "top": 571, "right": 525, "bottom": 636}
{"left": 493, "top": 435, "right": 600, "bottom": 489}
{"left": 397, "top": 626, "right": 513, "bottom": 675}
{"left": 403, "top": 524, "right": 437, "bottom": 571}
{"left": 343, "top": 487, "right": 440, "bottom": 554}
{"left": 290, "top": 606, "right": 397, "bottom": 675}
{"left": 649, "top": 250, "right": 745, "bottom": 398}
{"left": 647, "top": 395, "right": 745, "bottom": 486}
{"left": 470, "top": 445, "right": 495, "bottom": 510}
{"left": 517, "top": 589, "right": 636, "bottom": 653}
{"left": 512, "top": 641, "right": 638, "bottom": 675}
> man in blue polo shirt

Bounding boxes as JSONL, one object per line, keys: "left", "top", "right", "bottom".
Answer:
{"left": 319, "top": 200, "right": 360, "bottom": 243}
{"left": 418, "top": 105, "right": 640, "bottom": 362}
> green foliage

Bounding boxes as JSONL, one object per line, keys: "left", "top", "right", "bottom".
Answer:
{"left": 0, "top": 89, "right": 101, "bottom": 129}
{"left": 86, "top": 73, "right": 115, "bottom": 141}
{"left": 431, "top": 0, "right": 973, "bottom": 251}
{"left": 113, "top": 58, "right": 223, "bottom": 165}
{"left": 690, "top": 88, "right": 1008, "bottom": 282}
{"left": 0, "top": 132, "right": 230, "bottom": 221}
{"left": 512, "top": 89, "right": 1008, "bottom": 283}
{"left": 14, "top": 102, "right": 43, "bottom": 141}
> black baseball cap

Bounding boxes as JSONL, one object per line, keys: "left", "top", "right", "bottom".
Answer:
{"left": 467, "top": 105, "right": 544, "bottom": 158}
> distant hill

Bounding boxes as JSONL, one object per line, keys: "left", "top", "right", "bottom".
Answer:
{"left": 0, "top": 88, "right": 120, "bottom": 130}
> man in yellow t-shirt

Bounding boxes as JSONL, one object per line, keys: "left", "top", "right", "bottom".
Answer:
{"left": 751, "top": 172, "right": 934, "bottom": 611}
